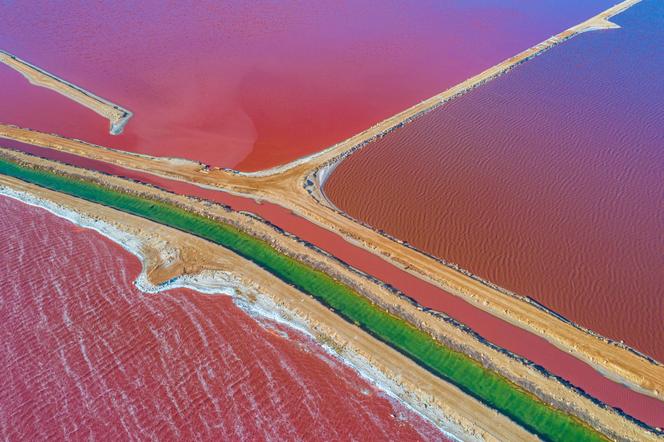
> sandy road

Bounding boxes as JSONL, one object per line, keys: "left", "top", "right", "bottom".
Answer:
{"left": 0, "top": 50, "right": 132, "bottom": 134}
{"left": 2, "top": 150, "right": 662, "bottom": 441}
{"left": 0, "top": 0, "right": 658, "bottom": 407}
{"left": 0, "top": 174, "right": 536, "bottom": 442}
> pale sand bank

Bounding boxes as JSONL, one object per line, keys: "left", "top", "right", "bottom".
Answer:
{"left": 0, "top": 50, "right": 132, "bottom": 135}
{"left": 0, "top": 176, "right": 528, "bottom": 442}
{"left": 1, "top": 150, "right": 660, "bottom": 440}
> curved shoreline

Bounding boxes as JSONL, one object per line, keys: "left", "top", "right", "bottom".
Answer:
{"left": 230, "top": 0, "right": 639, "bottom": 179}
{"left": 0, "top": 50, "right": 132, "bottom": 135}
{"left": 303, "top": 157, "right": 659, "bottom": 376}
{"left": 0, "top": 178, "right": 522, "bottom": 442}
{"left": 0, "top": 0, "right": 660, "bottom": 429}
{"left": 314, "top": 161, "right": 663, "bottom": 371}
{"left": 2, "top": 151, "right": 663, "bottom": 440}
{"left": 2, "top": 124, "right": 664, "bottom": 425}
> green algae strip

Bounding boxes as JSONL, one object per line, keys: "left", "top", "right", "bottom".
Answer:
{"left": 0, "top": 157, "right": 606, "bottom": 442}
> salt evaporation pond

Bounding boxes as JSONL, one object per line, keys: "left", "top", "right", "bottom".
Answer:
{"left": 325, "top": 0, "right": 664, "bottom": 361}
{"left": 0, "top": 195, "right": 445, "bottom": 440}
{"left": 0, "top": 0, "right": 613, "bottom": 170}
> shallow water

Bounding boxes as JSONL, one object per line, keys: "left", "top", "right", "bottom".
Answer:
{"left": 0, "top": 195, "right": 445, "bottom": 440}
{"left": 2, "top": 0, "right": 658, "bottom": 433}
{"left": 7, "top": 140, "right": 664, "bottom": 427}
{"left": 326, "top": 1, "right": 664, "bottom": 361}
{"left": 0, "top": 0, "right": 612, "bottom": 170}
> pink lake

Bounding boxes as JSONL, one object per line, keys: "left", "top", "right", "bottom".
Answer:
{"left": 325, "top": 1, "right": 664, "bottom": 363}
{"left": 0, "top": 195, "right": 445, "bottom": 440}
{"left": 0, "top": 0, "right": 613, "bottom": 170}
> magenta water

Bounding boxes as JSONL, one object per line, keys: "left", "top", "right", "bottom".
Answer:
{"left": 6, "top": 139, "right": 664, "bottom": 427}
{"left": 0, "top": 195, "right": 446, "bottom": 440}
{"left": 0, "top": 0, "right": 613, "bottom": 170}
{"left": 326, "top": 1, "right": 664, "bottom": 362}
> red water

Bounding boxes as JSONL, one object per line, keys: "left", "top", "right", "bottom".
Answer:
{"left": 0, "top": 0, "right": 613, "bottom": 170}
{"left": 2, "top": 0, "right": 661, "bottom": 431}
{"left": 326, "top": 3, "right": 664, "bottom": 363}
{"left": 0, "top": 195, "right": 446, "bottom": 440}
{"left": 8, "top": 141, "right": 664, "bottom": 427}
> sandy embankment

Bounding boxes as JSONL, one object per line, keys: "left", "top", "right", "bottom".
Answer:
{"left": 1, "top": 149, "right": 660, "bottom": 441}
{"left": 238, "top": 0, "right": 641, "bottom": 178}
{"left": 1, "top": 1, "right": 661, "bottom": 408}
{"left": 0, "top": 175, "right": 531, "bottom": 442}
{"left": 0, "top": 50, "right": 132, "bottom": 135}
{"left": 0, "top": 0, "right": 658, "bottom": 428}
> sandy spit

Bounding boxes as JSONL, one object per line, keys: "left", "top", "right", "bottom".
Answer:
{"left": 0, "top": 50, "right": 132, "bottom": 135}
{"left": 0, "top": 176, "right": 527, "bottom": 442}
{"left": 3, "top": 150, "right": 662, "bottom": 440}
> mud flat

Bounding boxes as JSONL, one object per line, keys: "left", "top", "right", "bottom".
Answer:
{"left": 3, "top": 149, "right": 663, "bottom": 441}
{"left": 0, "top": 50, "right": 132, "bottom": 134}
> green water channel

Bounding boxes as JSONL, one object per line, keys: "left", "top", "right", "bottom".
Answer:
{"left": 0, "top": 156, "right": 606, "bottom": 442}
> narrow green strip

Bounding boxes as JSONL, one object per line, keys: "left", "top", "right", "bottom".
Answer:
{"left": 0, "top": 157, "right": 605, "bottom": 442}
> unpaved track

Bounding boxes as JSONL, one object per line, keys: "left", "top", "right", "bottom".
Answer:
{"left": 0, "top": 174, "right": 535, "bottom": 442}
{"left": 0, "top": 50, "right": 132, "bottom": 134}
{"left": 1, "top": 149, "right": 661, "bottom": 441}
{"left": 0, "top": 0, "right": 658, "bottom": 405}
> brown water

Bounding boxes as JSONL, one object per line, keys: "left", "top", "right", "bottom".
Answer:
{"left": 325, "top": 1, "right": 664, "bottom": 361}
{"left": 8, "top": 140, "right": 664, "bottom": 427}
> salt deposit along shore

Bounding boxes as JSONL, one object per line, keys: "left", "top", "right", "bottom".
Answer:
{"left": 1, "top": 0, "right": 662, "bottom": 437}
{"left": 1, "top": 149, "right": 661, "bottom": 441}
{"left": 0, "top": 0, "right": 659, "bottom": 413}
{"left": 0, "top": 174, "right": 528, "bottom": 442}
{"left": 0, "top": 50, "right": 132, "bottom": 135}
{"left": 7, "top": 132, "right": 664, "bottom": 430}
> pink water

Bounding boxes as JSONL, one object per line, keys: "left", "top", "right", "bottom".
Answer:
{"left": 8, "top": 140, "right": 664, "bottom": 427}
{"left": 0, "top": 0, "right": 613, "bottom": 170}
{"left": 326, "top": 2, "right": 664, "bottom": 362}
{"left": 2, "top": 0, "right": 658, "bottom": 434}
{"left": 0, "top": 195, "right": 445, "bottom": 440}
